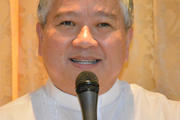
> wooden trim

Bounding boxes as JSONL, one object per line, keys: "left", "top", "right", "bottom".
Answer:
{"left": 10, "top": 0, "right": 19, "bottom": 100}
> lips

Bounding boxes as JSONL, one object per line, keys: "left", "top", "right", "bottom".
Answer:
{"left": 70, "top": 58, "right": 101, "bottom": 64}
{"left": 69, "top": 55, "right": 102, "bottom": 65}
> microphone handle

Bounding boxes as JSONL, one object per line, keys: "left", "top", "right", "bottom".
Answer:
{"left": 78, "top": 91, "right": 98, "bottom": 120}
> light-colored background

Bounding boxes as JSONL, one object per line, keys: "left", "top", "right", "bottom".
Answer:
{"left": 0, "top": 0, "right": 180, "bottom": 106}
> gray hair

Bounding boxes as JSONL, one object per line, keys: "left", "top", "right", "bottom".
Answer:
{"left": 37, "top": 0, "right": 134, "bottom": 29}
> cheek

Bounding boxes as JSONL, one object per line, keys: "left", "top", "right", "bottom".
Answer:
{"left": 104, "top": 35, "right": 127, "bottom": 67}
{"left": 43, "top": 38, "right": 62, "bottom": 57}
{"left": 41, "top": 32, "right": 69, "bottom": 66}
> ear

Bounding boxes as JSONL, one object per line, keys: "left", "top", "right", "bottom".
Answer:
{"left": 125, "top": 28, "right": 133, "bottom": 61}
{"left": 36, "top": 23, "right": 44, "bottom": 56}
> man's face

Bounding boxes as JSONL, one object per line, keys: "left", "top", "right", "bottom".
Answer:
{"left": 37, "top": 0, "right": 132, "bottom": 95}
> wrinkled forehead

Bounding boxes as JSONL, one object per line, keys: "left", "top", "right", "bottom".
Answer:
{"left": 49, "top": 0, "right": 122, "bottom": 17}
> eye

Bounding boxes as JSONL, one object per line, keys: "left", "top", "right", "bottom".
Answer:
{"left": 96, "top": 23, "right": 111, "bottom": 28}
{"left": 58, "top": 21, "right": 75, "bottom": 26}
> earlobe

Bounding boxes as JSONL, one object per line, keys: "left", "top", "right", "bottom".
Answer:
{"left": 125, "top": 28, "right": 133, "bottom": 61}
{"left": 36, "top": 23, "right": 43, "bottom": 56}
{"left": 126, "top": 28, "right": 133, "bottom": 48}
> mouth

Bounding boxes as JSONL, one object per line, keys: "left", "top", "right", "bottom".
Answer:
{"left": 69, "top": 58, "right": 101, "bottom": 65}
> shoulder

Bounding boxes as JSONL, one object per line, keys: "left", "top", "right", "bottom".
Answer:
{"left": 130, "top": 84, "right": 168, "bottom": 101}
{"left": 130, "top": 83, "right": 180, "bottom": 103}
{"left": 130, "top": 84, "right": 180, "bottom": 119}
{"left": 130, "top": 83, "right": 180, "bottom": 106}
{"left": 0, "top": 87, "right": 46, "bottom": 120}
{"left": 0, "top": 94, "right": 34, "bottom": 120}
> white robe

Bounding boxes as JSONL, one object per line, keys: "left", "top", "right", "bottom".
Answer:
{"left": 0, "top": 79, "right": 180, "bottom": 120}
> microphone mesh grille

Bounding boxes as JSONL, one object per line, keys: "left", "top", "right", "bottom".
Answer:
{"left": 76, "top": 71, "right": 98, "bottom": 87}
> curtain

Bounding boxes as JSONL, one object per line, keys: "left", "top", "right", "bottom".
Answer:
{"left": 0, "top": 0, "right": 180, "bottom": 106}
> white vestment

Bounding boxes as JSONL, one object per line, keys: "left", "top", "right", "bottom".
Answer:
{"left": 0, "top": 79, "right": 180, "bottom": 120}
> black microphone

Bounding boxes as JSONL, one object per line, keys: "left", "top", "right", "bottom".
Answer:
{"left": 76, "top": 71, "right": 99, "bottom": 120}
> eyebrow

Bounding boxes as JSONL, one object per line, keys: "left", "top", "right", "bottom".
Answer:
{"left": 94, "top": 11, "right": 117, "bottom": 20}
{"left": 54, "top": 11, "right": 117, "bottom": 20}
{"left": 54, "top": 11, "right": 79, "bottom": 19}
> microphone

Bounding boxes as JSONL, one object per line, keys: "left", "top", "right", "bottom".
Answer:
{"left": 76, "top": 71, "right": 99, "bottom": 120}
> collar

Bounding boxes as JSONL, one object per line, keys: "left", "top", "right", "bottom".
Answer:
{"left": 44, "top": 78, "right": 125, "bottom": 111}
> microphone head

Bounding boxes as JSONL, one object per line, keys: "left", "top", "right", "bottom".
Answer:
{"left": 76, "top": 71, "right": 99, "bottom": 94}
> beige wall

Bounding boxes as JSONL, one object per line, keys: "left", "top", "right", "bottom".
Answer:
{"left": 154, "top": 0, "right": 180, "bottom": 100}
{"left": 0, "top": 0, "right": 180, "bottom": 106}
{"left": 18, "top": 0, "right": 48, "bottom": 97}
{"left": 0, "top": 0, "right": 12, "bottom": 106}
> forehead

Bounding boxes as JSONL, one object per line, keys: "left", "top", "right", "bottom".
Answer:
{"left": 49, "top": 0, "right": 122, "bottom": 17}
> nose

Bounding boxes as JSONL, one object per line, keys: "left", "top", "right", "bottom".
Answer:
{"left": 72, "top": 26, "right": 98, "bottom": 48}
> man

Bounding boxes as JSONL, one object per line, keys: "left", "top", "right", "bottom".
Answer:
{"left": 0, "top": 0, "right": 179, "bottom": 120}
